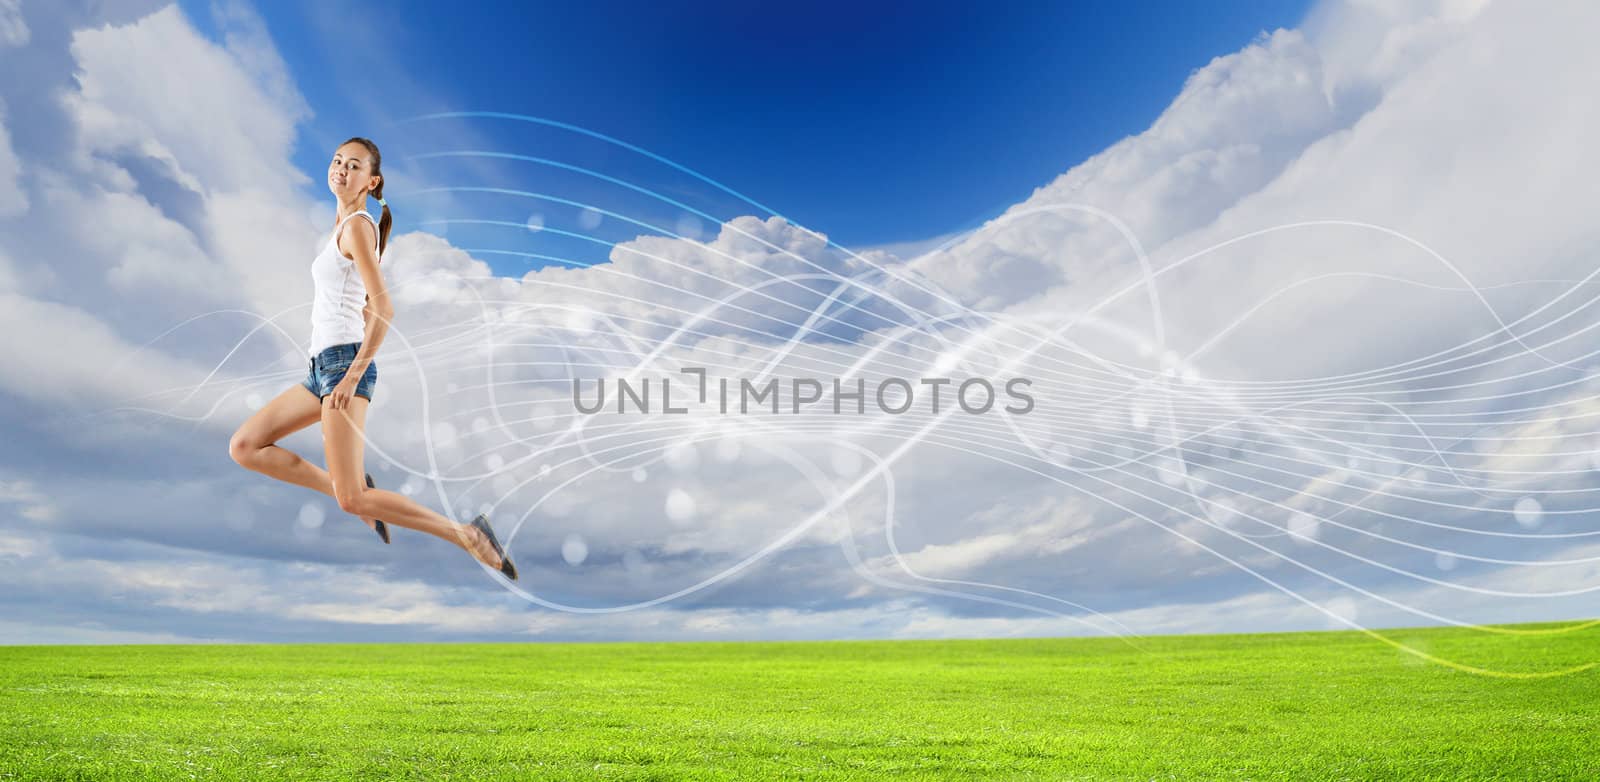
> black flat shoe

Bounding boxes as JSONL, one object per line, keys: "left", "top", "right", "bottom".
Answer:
{"left": 365, "top": 473, "right": 391, "bottom": 544}
{"left": 469, "top": 514, "right": 517, "bottom": 580}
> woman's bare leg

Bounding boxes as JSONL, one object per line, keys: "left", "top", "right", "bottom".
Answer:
{"left": 321, "top": 394, "right": 507, "bottom": 570}
{"left": 228, "top": 384, "right": 383, "bottom": 533}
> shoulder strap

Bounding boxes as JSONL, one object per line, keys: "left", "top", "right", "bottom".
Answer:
{"left": 333, "top": 210, "right": 381, "bottom": 257}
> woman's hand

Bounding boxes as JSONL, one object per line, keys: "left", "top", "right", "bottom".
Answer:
{"left": 327, "top": 372, "right": 361, "bottom": 411}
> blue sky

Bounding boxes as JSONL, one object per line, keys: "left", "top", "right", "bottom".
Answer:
{"left": 182, "top": 0, "right": 1311, "bottom": 260}
{"left": 4, "top": 0, "right": 1599, "bottom": 648}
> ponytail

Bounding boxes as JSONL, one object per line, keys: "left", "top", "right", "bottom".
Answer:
{"left": 343, "top": 135, "right": 392, "bottom": 256}
{"left": 372, "top": 180, "right": 393, "bottom": 257}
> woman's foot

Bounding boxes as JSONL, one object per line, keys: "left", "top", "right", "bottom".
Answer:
{"left": 460, "top": 523, "right": 500, "bottom": 568}
{"left": 460, "top": 515, "right": 517, "bottom": 580}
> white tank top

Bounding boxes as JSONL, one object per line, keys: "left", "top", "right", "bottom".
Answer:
{"left": 307, "top": 210, "right": 382, "bottom": 357}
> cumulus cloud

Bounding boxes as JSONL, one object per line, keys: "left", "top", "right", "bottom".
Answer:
{"left": 908, "top": 25, "right": 1350, "bottom": 313}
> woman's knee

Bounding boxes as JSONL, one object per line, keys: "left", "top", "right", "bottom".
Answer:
{"left": 228, "top": 432, "right": 259, "bottom": 466}
{"left": 334, "top": 482, "right": 367, "bottom": 515}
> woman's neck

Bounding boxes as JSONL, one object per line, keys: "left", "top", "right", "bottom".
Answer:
{"left": 335, "top": 196, "right": 366, "bottom": 223}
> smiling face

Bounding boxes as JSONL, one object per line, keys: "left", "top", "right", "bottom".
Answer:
{"left": 327, "top": 141, "right": 380, "bottom": 200}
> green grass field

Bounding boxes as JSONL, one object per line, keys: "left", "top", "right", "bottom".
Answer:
{"left": 1, "top": 622, "right": 1596, "bottom": 780}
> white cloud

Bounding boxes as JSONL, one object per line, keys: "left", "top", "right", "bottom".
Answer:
{"left": 866, "top": 494, "right": 1113, "bottom": 577}
{"left": 1146, "top": 0, "right": 1600, "bottom": 382}
{"left": 0, "top": 526, "right": 544, "bottom": 636}
{"left": 64, "top": 5, "right": 307, "bottom": 194}
{"left": 0, "top": 291, "right": 215, "bottom": 406}
{"left": 0, "top": 101, "right": 24, "bottom": 215}
{"left": 0, "top": 0, "right": 26, "bottom": 49}
{"left": 910, "top": 25, "right": 1346, "bottom": 313}
{"left": 0, "top": 620, "right": 230, "bottom": 645}
{"left": 0, "top": 528, "right": 45, "bottom": 557}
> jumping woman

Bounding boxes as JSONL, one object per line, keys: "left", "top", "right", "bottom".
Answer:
{"left": 228, "top": 137, "right": 518, "bottom": 580}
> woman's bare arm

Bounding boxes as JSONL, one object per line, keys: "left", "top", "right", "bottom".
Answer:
{"left": 340, "top": 218, "right": 391, "bottom": 373}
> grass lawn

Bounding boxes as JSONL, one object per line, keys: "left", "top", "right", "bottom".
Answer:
{"left": 0, "top": 621, "right": 1595, "bottom": 780}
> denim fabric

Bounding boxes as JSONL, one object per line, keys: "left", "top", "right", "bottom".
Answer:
{"left": 301, "top": 341, "right": 377, "bottom": 403}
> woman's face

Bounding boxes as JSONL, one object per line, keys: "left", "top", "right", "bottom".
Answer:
{"left": 327, "top": 142, "right": 379, "bottom": 200}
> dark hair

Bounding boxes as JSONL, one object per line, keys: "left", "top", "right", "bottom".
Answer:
{"left": 342, "top": 136, "right": 392, "bottom": 255}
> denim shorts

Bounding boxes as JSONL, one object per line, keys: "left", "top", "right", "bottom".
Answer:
{"left": 302, "top": 342, "right": 377, "bottom": 403}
